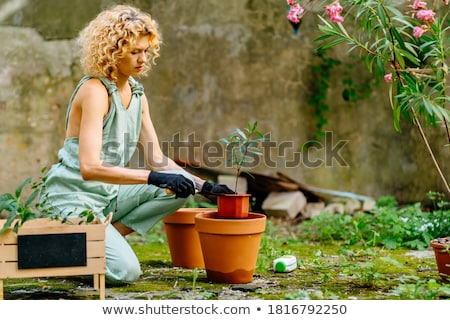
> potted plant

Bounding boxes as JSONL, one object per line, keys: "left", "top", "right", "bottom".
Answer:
{"left": 189, "top": 121, "right": 267, "bottom": 284}
{"left": 0, "top": 170, "right": 108, "bottom": 299}
{"left": 217, "top": 121, "right": 265, "bottom": 219}
{"left": 430, "top": 237, "right": 450, "bottom": 283}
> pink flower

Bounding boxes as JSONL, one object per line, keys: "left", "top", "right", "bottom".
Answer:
{"left": 413, "top": 26, "right": 426, "bottom": 38}
{"left": 325, "top": 1, "right": 344, "bottom": 23}
{"left": 287, "top": 0, "right": 297, "bottom": 5}
{"left": 443, "top": 0, "right": 449, "bottom": 5}
{"left": 412, "top": 0, "right": 427, "bottom": 9}
{"left": 287, "top": 4, "right": 305, "bottom": 24}
{"left": 416, "top": 9, "right": 436, "bottom": 23}
{"left": 384, "top": 73, "right": 392, "bottom": 83}
{"left": 329, "top": 13, "right": 344, "bottom": 23}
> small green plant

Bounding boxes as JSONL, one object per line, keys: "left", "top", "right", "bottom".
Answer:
{"left": 0, "top": 167, "right": 95, "bottom": 235}
{"left": 393, "top": 278, "right": 450, "bottom": 299}
{"left": 376, "top": 195, "right": 398, "bottom": 208}
{"left": 192, "top": 268, "right": 199, "bottom": 290}
{"left": 297, "top": 193, "right": 450, "bottom": 250}
{"left": 219, "top": 121, "right": 266, "bottom": 193}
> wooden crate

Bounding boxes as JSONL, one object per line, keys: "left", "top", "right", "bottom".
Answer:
{"left": 0, "top": 217, "right": 107, "bottom": 299}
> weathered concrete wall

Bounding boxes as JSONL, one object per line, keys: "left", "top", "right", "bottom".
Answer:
{"left": 0, "top": 0, "right": 448, "bottom": 203}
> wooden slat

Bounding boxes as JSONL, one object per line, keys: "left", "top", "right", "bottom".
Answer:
{"left": 94, "top": 274, "right": 99, "bottom": 290}
{"left": 1, "top": 229, "right": 105, "bottom": 242}
{"left": 0, "top": 241, "right": 105, "bottom": 262}
{"left": 0, "top": 218, "right": 106, "bottom": 241}
{"left": 0, "top": 218, "right": 99, "bottom": 228}
{"left": 86, "top": 241, "right": 106, "bottom": 258}
{"left": 0, "top": 230, "right": 17, "bottom": 245}
{"left": 18, "top": 225, "right": 105, "bottom": 241}
{"left": 0, "top": 257, "right": 105, "bottom": 278}
{"left": 0, "top": 244, "right": 16, "bottom": 261}
{"left": 99, "top": 274, "right": 105, "bottom": 300}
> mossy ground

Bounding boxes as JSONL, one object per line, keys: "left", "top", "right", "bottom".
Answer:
{"left": 2, "top": 217, "right": 449, "bottom": 300}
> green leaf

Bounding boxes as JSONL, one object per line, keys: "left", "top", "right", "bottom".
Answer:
{"left": 391, "top": 26, "right": 406, "bottom": 49}
{"left": 0, "top": 193, "right": 15, "bottom": 212}
{"left": 234, "top": 128, "right": 247, "bottom": 140}
{"left": 318, "top": 38, "right": 349, "bottom": 50}
{"left": 15, "top": 177, "right": 32, "bottom": 199}
{"left": 24, "top": 188, "right": 39, "bottom": 207}
{"left": 382, "top": 237, "right": 399, "bottom": 249}
{"left": 0, "top": 212, "right": 18, "bottom": 235}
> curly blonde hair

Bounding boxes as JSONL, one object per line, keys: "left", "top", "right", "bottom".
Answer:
{"left": 77, "top": 5, "right": 162, "bottom": 81}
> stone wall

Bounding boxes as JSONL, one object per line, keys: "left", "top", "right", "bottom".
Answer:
{"left": 0, "top": 0, "right": 448, "bottom": 203}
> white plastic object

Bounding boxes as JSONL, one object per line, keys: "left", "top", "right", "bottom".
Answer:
{"left": 273, "top": 255, "right": 297, "bottom": 272}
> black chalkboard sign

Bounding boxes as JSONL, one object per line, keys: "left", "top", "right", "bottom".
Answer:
{"left": 17, "top": 233, "right": 87, "bottom": 269}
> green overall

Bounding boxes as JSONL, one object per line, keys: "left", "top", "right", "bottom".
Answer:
{"left": 42, "top": 76, "right": 192, "bottom": 284}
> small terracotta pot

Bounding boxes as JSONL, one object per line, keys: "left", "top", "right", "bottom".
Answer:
{"left": 163, "top": 208, "right": 216, "bottom": 269}
{"left": 195, "top": 211, "right": 266, "bottom": 284}
{"left": 430, "top": 237, "right": 450, "bottom": 283}
{"left": 217, "top": 194, "right": 251, "bottom": 219}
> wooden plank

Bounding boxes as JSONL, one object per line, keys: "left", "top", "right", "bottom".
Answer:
{"left": 1, "top": 218, "right": 106, "bottom": 238}
{"left": 0, "top": 257, "right": 106, "bottom": 278}
{"left": 94, "top": 274, "right": 99, "bottom": 290}
{"left": 18, "top": 224, "right": 105, "bottom": 241}
{"left": 18, "top": 218, "right": 96, "bottom": 227}
{"left": 0, "top": 218, "right": 91, "bottom": 228}
{"left": 0, "top": 244, "right": 17, "bottom": 261}
{"left": 86, "top": 241, "right": 106, "bottom": 258}
{"left": 1, "top": 228, "right": 104, "bottom": 242}
{"left": 0, "top": 230, "right": 18, "bottom": 244}
{"left": 99, "top": 274, "right": 105, "bottom": 300}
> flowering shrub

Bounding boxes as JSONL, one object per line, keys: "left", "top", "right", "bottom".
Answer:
{"left": 287, "top": 0, "right": 450, "bottom": 194}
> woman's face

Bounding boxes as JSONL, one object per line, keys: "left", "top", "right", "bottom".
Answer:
{"left": 116, "top": 35, "right": 151, "bottom": 79}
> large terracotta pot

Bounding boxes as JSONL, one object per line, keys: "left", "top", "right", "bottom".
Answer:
{"left": 163, "top": 208, "right": 215, "bottom": 269}
{"left": 195, "top": 211, "right": 266, "bottom": 284}
{"left": 430, "top": 237, "right": 450, "bottom": 283}
{"left": 217, "top": 194, "right": 251, "bottom": 219}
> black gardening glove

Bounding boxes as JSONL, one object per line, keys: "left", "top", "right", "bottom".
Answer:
{"left": 200, "top": 181, "right": 235, "bottom": 196}
{"left": 148, "top": 171, "right": 195, "bottom": 198}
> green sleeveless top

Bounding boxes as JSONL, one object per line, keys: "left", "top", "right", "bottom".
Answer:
{"left": 42, "top": 76, "right": 144, "bottom": 216}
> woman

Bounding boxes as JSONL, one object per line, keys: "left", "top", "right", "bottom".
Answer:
{"left": 42, "top": 4, "right": 232, "bottom": 285}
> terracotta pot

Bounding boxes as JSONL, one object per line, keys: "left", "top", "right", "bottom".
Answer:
{"left": 430, "top": 237, "right": 450, "bottom": 283}
{"left": 217, "top": 194, "right": 251, "bottom": 219}
{"left": 163, "top": 208, "right": 216, "bottom": 269}
{"left": 195, "top": 211, "right": 266, "bottom": 284}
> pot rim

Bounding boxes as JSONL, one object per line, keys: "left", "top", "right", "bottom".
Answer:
{"left": 430, "top": 236, "right": 450, "bottom": 249}
{"left": 163, "top": 208, "right": 217, "bottom": 224}
{"left": 195, "top": 212, "right": 266, "bottom": 235}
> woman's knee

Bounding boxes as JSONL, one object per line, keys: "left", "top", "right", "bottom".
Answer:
{"left": 104, "top": 224, "right": 142, "bottom": 285}
{"left": 106, "top": 258, "right": 141, "bottom": 285}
